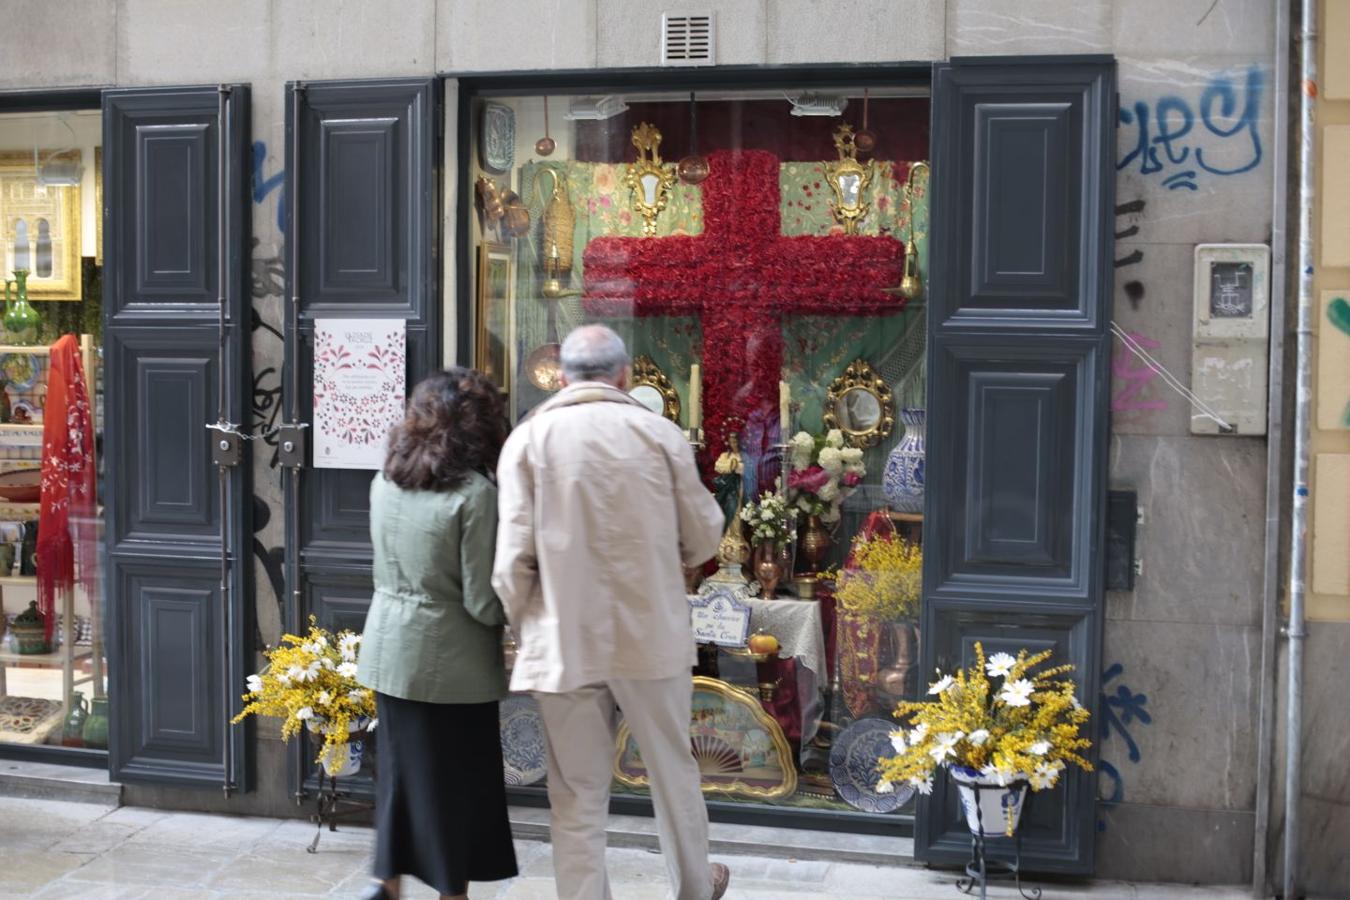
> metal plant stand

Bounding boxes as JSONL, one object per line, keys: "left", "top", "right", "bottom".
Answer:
{"left": 307, "top": 735, "right": 377, "bottom": 854}
{"left": 953, "top": 780, "right": 1040, "bottom": 900}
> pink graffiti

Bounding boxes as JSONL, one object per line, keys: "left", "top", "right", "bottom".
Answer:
{"left": 1112, "top": 331, "right": 1169, "bottom": 413}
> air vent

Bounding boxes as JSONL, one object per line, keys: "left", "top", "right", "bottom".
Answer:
{"left": 661, "top": 12, "right": 715, "bottom": 67}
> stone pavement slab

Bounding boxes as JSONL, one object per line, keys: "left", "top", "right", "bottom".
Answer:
{"left": 0, "top": 798, "right": 1256, "bottom": 900}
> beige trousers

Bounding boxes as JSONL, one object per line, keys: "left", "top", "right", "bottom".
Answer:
{"left": 533, "top": 675, "right": 714, "bottom": 900}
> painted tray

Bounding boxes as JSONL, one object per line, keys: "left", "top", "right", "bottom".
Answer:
{"left": 829, "top": 717, "right": 915, "bottom": 813}
{"left": 479, "top": 103, "right": 515, "bottom": 174}
{"left": 499, "top": 693, "right": 547, "bottom": 786}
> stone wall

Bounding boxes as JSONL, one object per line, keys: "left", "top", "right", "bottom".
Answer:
{"left": 0, "top": 0, "right": 1317, "bottom": 889}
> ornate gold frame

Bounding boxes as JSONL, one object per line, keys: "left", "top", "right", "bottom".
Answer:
{"left": 629, "top": 354, "right": 681, "bottom": 423}
{"left": 613, "top": 676, "right": 798, "bottom": 802}
{"left": 94, "top": 147, "right": 102, "bottom": 267}
{"left": 0, "top": 150, "right": 82, "bottom": 301}
{"left": 824, "top": 124, "right": 874, "bottom": 235}
{"left": 624, "top": 122, "right": 677, "bottom": 237}
{"left": 823, "top": 358, "right": 895, "bottom": 449}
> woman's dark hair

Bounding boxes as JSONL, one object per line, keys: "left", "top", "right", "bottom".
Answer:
{"left": 383, "top": 368, "right": 508, "bottom": 491}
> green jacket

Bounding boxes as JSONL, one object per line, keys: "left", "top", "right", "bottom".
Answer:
{"left": 356, "top": 471, "right": 508, "bottom": 704}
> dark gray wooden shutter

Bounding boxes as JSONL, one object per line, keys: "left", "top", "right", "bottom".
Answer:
{"left": 282, "top": 78, "right": 440, "bottom": 795}
{"left": 917, "top": 57, "right": 1115, "bottom": 874}
{"left": 103, "top": 85, "right": 253, "bottom": 790}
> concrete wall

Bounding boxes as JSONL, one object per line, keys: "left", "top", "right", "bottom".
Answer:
{"left": 0, "top": 0, "right": 1317, "bottom": 889}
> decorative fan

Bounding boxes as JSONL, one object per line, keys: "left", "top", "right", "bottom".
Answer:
{"left": 691, "top": 734, "right": 743, "bottom": 776}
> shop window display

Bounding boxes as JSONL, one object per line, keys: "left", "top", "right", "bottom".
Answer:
{"left": 471, "top": 89, "right": 929, "bottom": 816}
{"left": 0, "top": 110, "right": 107, "bottom": 751}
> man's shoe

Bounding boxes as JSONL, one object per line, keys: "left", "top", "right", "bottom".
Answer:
{"left": 711, "top": 862, "right": 731, "bottom": 900}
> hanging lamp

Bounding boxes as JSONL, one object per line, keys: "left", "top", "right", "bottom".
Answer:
{"left": 677, "top": 92, "right": 710, "bottom": 185}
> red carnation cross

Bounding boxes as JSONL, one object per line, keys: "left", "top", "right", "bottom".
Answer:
{"left": 583, "top": 149, "right": 905, "bottom": 471}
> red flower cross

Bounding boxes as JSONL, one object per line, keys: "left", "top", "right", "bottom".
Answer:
{"left": 583, "top": 149, "right": 905, "bottom": 471}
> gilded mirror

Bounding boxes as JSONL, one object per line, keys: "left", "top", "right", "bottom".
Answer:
{"left": 625, "top": 123, "right": 677, "bottom": 236}
{"left": 823, "top": 359, "right": 894, "bottom": 448}
{"left": 824, "top": 124, "right": 873, "bottom": 235}
{"left": 630, "top": 354, "right": 681, "bottom": 423}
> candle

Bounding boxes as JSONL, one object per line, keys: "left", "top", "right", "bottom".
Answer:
{"left": 779, "top": 381, "right": 791, "bottom": 436}
{"left": 689, "top": 364, "right": 702, "bottom": 430}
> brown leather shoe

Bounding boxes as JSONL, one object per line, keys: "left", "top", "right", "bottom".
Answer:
{"left": 711, "top": 862, "right": 731, "bottom": 900}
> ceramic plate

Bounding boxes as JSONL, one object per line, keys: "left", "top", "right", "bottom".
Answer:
{"left": 499, "top": 693, "right": 547, "bottom": 786}
{"left": 0, "top": 353, "right": 40, "bottom": 392}
{"left": 828, "top": 717, "right": 915, "bottom": 813}
{"left": 479, "top": 103, "right": 516, "bottom": 174}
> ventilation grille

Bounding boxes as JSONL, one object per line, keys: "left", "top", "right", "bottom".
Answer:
{"left": 661, "top": 12, "right": 715, "bottom": 67}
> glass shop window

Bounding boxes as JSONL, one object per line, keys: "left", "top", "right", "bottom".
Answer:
{"left": 0, "top": 110, "right": 108, "bottom": 753}
{"left": 470, "top": 88, "right": 930, "bottom": 817}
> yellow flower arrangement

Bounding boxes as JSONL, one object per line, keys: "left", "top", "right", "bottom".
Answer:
{"left": 231, "top": 618, "right": 377, "bottom": 774}
{"left": 877, "top": 642, "right": 1093, "bottom": 834}
{"left": 833, "top": 534, "right": 923, "bottom": 621}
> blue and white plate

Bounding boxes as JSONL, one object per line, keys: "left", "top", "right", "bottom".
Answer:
{"left": 499, "top": 693, "right": 547, "bottom": 786}
{"left": 829, "top": 717, "right": 914, "bottom": 813}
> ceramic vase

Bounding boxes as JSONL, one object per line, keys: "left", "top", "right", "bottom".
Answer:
{"left": 949, "top": 765, "right": 1029, "bottom": 836}
{"left": 322, "top": 739, "right": 365, "bottom": 777}
{"left": 82, "top": 697, "right": 110, "bottom": 750}
{"left": 3, "top": 271, "right": 41, "bottom": 347}
{"left": 883, "top": 408, "right": 926, "bottom": 514}
{"left": 798, "top": 515, "right": 833, "bottom": 574}
{"left": 62, "top": 693, "right": 89, "bottom": 747}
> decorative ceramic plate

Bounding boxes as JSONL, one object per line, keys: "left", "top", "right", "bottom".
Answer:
{"left": 0, "top": 353, "right": 39, "bottom": 392}
{"left": 479, "top": 103, "right": 516, "bottom": 174}
{"left": 829, "top": 717, "right": 915, "bottom": 813}
{"left": 499, "top": 693, "right": 547, "bottom": 786}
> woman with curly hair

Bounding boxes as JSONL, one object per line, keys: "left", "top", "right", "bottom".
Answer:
{"left": 356, "top": 368, "right": 517, "bottom": 900}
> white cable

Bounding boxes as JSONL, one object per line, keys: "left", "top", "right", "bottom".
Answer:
{"left": 1109, "top": 321, "right": 1235, "bottom": 432}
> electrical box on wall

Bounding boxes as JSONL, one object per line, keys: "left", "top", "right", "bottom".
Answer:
{"left": 1191, "top": 243, "right": 1271, "bottom": 435}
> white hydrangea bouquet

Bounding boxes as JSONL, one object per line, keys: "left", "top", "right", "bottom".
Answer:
{"left": 232, "top": 617, "right": 378, "bottom": 774}
{"left": 786, "top": 428, "right": 866, "bottom": 524}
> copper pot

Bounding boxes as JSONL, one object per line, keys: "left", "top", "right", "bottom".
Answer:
{"left": 754, "top": 542, "right": 782, "bottom": 598}
{"left": 797, "top": 514, "right": 833, "bottom": 574}
{"left": 500, "top": 190, "right": 531, "bottom": 237}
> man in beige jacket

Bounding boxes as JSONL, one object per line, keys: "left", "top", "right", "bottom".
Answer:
{"left": 493, "top": 325, "right": 730, "bottom": 900}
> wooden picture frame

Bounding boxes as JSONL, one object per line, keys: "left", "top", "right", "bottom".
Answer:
{"left": 475, "top": 243, "right": 514, "bottom": 394}
{"left": 614, "top": 676, "right": 798, "bottom": 802}
{"left": 0, "top": 150, "right": 82, "bottom": 301}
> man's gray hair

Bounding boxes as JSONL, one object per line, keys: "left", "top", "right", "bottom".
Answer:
{"left": 560, "top": 324, "right": 630, "bottom": 383}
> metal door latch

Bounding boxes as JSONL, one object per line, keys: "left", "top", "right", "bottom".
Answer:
{"left": 206, "top": 420, "right": 245, "bottom": 467}
{"left": 276, "top": 423, "right": 309, "bottom": 469}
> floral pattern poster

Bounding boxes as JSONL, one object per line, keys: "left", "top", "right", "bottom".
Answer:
{"left": 313, "top": 319, "right": 407, "bottom": 470}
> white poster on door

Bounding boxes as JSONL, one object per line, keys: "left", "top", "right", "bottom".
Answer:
{"left": 313, "top": 318, "right": 407, "bottom": 470}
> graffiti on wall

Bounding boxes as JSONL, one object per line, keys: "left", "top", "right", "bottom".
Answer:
{"left": 1097, "top": 662, "right": 1152, "bottom": 829}
{"left": 1118, "top": 67, "right": 1264, "bottom": 192}
{"left": 252, "top": 140, "right": 286, "bottom": 233}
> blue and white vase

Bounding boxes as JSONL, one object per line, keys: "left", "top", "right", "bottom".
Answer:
{"left": 883, "top": 409, "right": 926, "bottom": 513}
{"left": 949, "top": 765, "right": 1028, "bottom": 836}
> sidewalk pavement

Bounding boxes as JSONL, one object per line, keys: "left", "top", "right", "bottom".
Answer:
{"left": 0, "top": 797, "right": 1255, "bottom": 899}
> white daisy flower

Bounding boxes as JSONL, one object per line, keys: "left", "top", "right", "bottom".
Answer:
{"left": 295, "top": 706, "right": 315, "bottom": 721}
{"left": 337, "top": 662, "right": 359, "bottom": 679}
{"left": 889, "top": 730, "right": 907, "bottom": 754}
{"left": 985, "top": 652, "right": 1017, "bottom": 679}
{"left": 367, "top": 718, "right": 378, "bottom": 732}
{"left": 1029, "top": 740, "right": 1051, "bottom": 756}
{"left": 317, "top": 691, "right": 331, "bottom": 706}
{"left": 347, "top": 689, "right": 368, "bottom": 703}
{"left": 928, "top": 731, "right": 964, "bottom": 763}
{"left": 286, "top": 665, "right": 305, "bottom": 682}
{"left": 968, "top": 729, "right": 990, "bottom": 746}
{"left": 909, "top": 775, "right": 934, "bottom": 795}
{"left": 245, "top": 674, "right": 264, "bottom": 694}
{"left": 928, "top": 674, "right": 955, "bottom": 695}
{"left": 875, "top": 778, "right": 895, "bottom": 794}
{"left": 1000, "top": 678, "right": 1035, "bottom": 708}
{"left": 981, "top": 764, "right": 1011, "bottom": 786}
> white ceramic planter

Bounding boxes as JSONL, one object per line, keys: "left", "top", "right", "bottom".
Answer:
{"left": 949, "top": 765, "right": 1029, "bottom": 836}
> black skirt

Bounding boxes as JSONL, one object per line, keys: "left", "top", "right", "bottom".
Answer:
{"left": 372, "top": 692, "right": 518, "bottom": 894}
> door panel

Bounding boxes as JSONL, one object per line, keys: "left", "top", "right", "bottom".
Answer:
{"left": 284, "top": 78, "right": 440, "bottom": 799}
{"left": 930, "top": 63, "right": 1109, "bottom": 330}
{"left": 104, "top": 86, "right": 252, "bottom": 790}
{"left": 920, "top": 57, "right": 1114, "bottom": 874}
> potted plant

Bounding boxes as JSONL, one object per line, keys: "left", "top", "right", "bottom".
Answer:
{"left": 833, "top": 530, "right": 922, "bottom": 698}
{"left": 232, "top": 618, "right": 378, "bottom": 777}
{"left": 877, "top": 642, "right": 1093, "bottom": 837}
{"left": 739, "top": 491, "right": 797, "bottom": 597}
{"left": 785, "top": 428, "right": 866, "bottom": 572}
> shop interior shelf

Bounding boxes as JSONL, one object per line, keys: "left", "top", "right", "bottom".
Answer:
{"left": 0, "top": 645, "right": 93, "bottom": 667}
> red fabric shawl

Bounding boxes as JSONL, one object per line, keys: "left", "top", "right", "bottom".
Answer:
{"left": 37, "top": 335, "right": 96, "bottom": 643}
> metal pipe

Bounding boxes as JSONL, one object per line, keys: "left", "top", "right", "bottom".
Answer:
{"left": 1284, "top": 1, "right": 1318, "bottom": 897}
{"left": 1253, "top": 0, "right": 1293, "bottom": 892}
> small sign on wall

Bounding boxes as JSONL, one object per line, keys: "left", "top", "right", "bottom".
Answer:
{"left": 688, "top": 586, "right": 752, "bottom": 648}
{"left": 1192, "top": 244, "right": 1270, "bottom": 435}
{"left": 312, "top": 319, "right": 407, "bottom": 469}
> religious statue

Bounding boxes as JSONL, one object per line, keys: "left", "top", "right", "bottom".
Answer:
{"left": 713, "top": 432, "right": 745, "bottom": 530}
